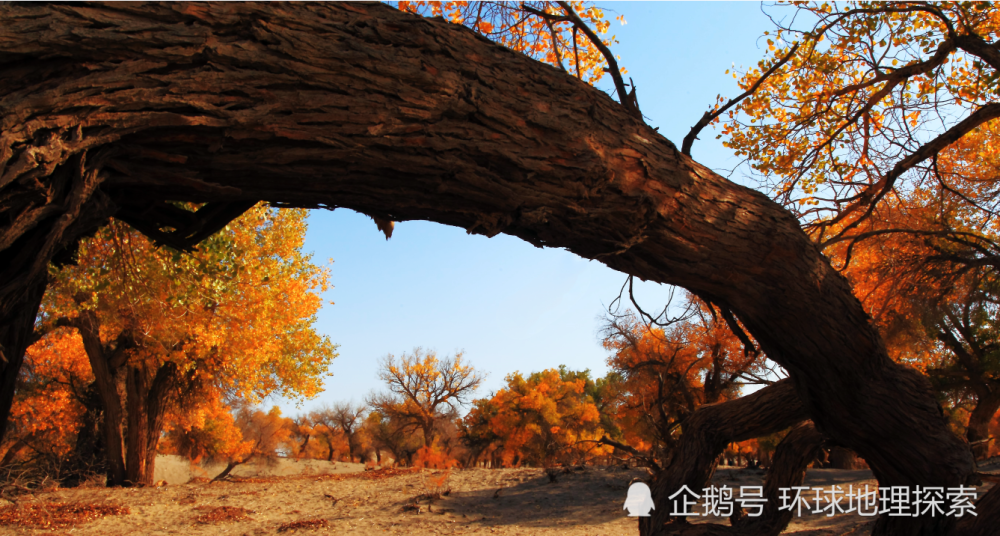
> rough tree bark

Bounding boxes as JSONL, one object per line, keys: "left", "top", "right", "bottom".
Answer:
{"left": 61, "top": 309, "right": 177, "bottom": 486}
{"left": 125, "top": 361, "right": 179, "bottom": 486}
{"left": 69, "top": 310, "right": 129, "bottom": 487}
{"left": 954, "top": 484, "right": 1000, "bottom": 536}
{"left": 966, "top": 391, "right": 1000, "bottom": 461}
{"left": 733, "top": 423, "right": 827, "bottom": 536}
{"left": 647, "top": 422, "right": 827, "bottom": 536}
{"left": 0, "top": 278, "right": 46, "bottom": 448}
{"left": 641, "top": 379, "right": 807, "bottom": 535}
{"left": 0, "top": 2, "right": 979, "bottom": 532}
{"left": 68, "top": 381, "right": 107, "bottom": 481}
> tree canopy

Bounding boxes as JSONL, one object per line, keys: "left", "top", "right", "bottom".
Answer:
{"left": 11, "top": 205, "right": 336, "bottom": 485}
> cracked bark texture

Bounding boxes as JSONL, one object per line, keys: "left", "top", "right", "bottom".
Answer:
{"left": 0, "top": 3, "right": 978, "bottom": 532}
{"left": 647, "top": 421, "right": 826, "bottom": 536}
{"left": 642, "top": 379, "right": 808, "bottom": 535}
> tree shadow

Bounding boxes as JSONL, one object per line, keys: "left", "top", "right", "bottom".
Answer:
{"left": 394, "top": 466, "right": 643, "bottom": 529}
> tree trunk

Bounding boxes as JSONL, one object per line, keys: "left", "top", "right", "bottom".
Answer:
{"left": 74, "top": 311, "right": 127, "bottom": 487}
{"left": 967, "top": 390, "right": 1000, "bottom": 460}
{"left": 648, "top": 423, "right": 826, "bottom": 536}
{"left": 124, "top": 361, "right": 177, "bottom": 486}
{"left": 125, "top": 365, "right": 150, "bottom": 486}
{"left": 0, "top": 3, "right": 979, "bottom": 532}
{"left": 827, "top": 446, "right": 864, "bottom": 470}
{"left": 212, "top": 454, "right": 252, "bottom": 482}
{"left": 732, "top": 423, "right": 826, "bottom": 536}
{"left": 0, "top": 277, "right": 46, "bottom": 447}
{"left": 142, "top": 362, "right": 178, "bottom": 486}
{"left": 325, "top": 438, "right": 335, "bottom": 462}
{"left": 422, "top": 422, "right": 436, "bottom": 449}
{"left": 298, "top": 435, "right": 311, "bottom": 458}
{"left": 0, "top": 434, "right": 30, "bottom": 467}
{"left": 643, "top": 380, "right": 806, "bottom": 534}
{"left": 0, "top": 150, "right": 118, "bottom": 448}
{"left": 72, "top": 382, "right": 106, "bottom": 468}
{"left": 954, "top": 484, "right": 1000, "bottom": 536}
{"left": 65, "top": 381, "right": 107, "bottom": 486}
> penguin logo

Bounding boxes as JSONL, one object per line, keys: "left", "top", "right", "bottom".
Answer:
{"left": 623, "top": 482, "right": 655, "bottom": 517}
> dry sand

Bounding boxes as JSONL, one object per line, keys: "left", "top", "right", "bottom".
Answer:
{"left": 152, "top": 455, "right": 366, "bottom": 485}
{"left": 2, "top": 465, "right": 992, "bottom": 535}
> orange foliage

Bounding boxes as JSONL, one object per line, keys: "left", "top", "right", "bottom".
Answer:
{"left": 18, "top": 205, "right": 336, "bottom": 476}
{"left": 828, "top": 117, "right": 1000, "bottom": 457}
{"left": 7, "top": 330, "right": 91, "bottom": 459}
{"left": 160, "top": 392, "right": 251, "bottom": 464}
{"left": 468, "top": 367, "right": 609, "bottom": 467}
{"left": 0, "top": 502, "right": 129, "bottom": 529}
{"left": 412, "top": 444, "right": 459, "bottom": 470}
{"left": 395, "top": 1, "right": 623, "bottom": 84}
{"left": 724, "top": 3, "right": 1000, "bottom": 237}
{"left": 601, "top": 306, "right": 761, "bottom": 465}
{"left": 368, "top": 349, "right": 483, "bottom": 449}
{"left": 41, "top": 205, "right": 336, "bottom": 407}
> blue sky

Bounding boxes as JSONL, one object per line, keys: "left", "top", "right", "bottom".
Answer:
{"left": 275, "top": 2, "right": 778, "bottom": 414}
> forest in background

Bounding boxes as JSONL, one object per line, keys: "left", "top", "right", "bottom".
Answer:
{"left": 5, "top": 188, "right": 999, "bottom": 484}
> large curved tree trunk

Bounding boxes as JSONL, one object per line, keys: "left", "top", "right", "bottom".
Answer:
{"left": 966, "top": 390, "right": 1000, "bottom": 460}
{"left": 0, "top": 3, "right": 977, "bottom": 532}
{"left": 643, "top": 380, "right": 807, "bottom": 534}
{"left": 0, "top": 278, "right": 46, "bottom": 448}
{"left": 647, "top": 421, "right": 827, "bottom": 536}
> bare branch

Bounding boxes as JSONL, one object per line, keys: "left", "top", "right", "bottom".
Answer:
{"left": 682, "top": 41, "right": 801, "bottom": 156}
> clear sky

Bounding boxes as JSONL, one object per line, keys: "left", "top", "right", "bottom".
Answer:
{"left": 275, "top": 2, "right": 779, "bottom": 415}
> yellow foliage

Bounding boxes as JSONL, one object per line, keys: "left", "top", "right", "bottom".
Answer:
{"left": 24, "top": 204, "right": 337, "bottom": 461}
{"left": 394, "top": 1, "right": 622, "bottom": 84}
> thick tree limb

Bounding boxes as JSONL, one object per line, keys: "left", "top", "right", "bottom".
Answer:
{"left": 732, "top": 422, "right": 825, "bottom": 536}
{"left": 645, "top": 379, "right": 807, "bottom": 533}
{"left": 945, "top": 478, "right": 1000, "bottom": 536}
{"left": 650, "top": 422, "right": 826, "bottom": 536}
{"left": 0, "top": 279, "right": 47, "bottom": 449}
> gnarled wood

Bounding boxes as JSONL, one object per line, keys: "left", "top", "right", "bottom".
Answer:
{"left": 0, "top": 3, "right": 980, "bottom": 532}
{"left": 70, "top": 310, "right": 129, "bottom": 487}
{"left": 0, "top": 277, "right": 46, "bottom": 448}
{"left": 953, "top": 483, "right": 1000, "bottom": 536}
{"left": 648, "top": 380, "right": 806, "bottom": 528}
{"left": 733, "top": 423, "right": 826, "bottom": 536}
{"left": 651, "top": 422, "right": 826, "bottom": 536}
{"left": 642, "top": 379, "right": 808, "bottom": 535}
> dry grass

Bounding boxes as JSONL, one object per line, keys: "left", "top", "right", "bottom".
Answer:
{"left": 0, "top": 502, "right": 129, "bottom": 529}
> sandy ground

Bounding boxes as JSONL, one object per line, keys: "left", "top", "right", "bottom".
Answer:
{"left": 2, "top": 465, "right": 994, "bottom": 535}
{"left": 153, "top": 455, "right": 366, "bottom": 485}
